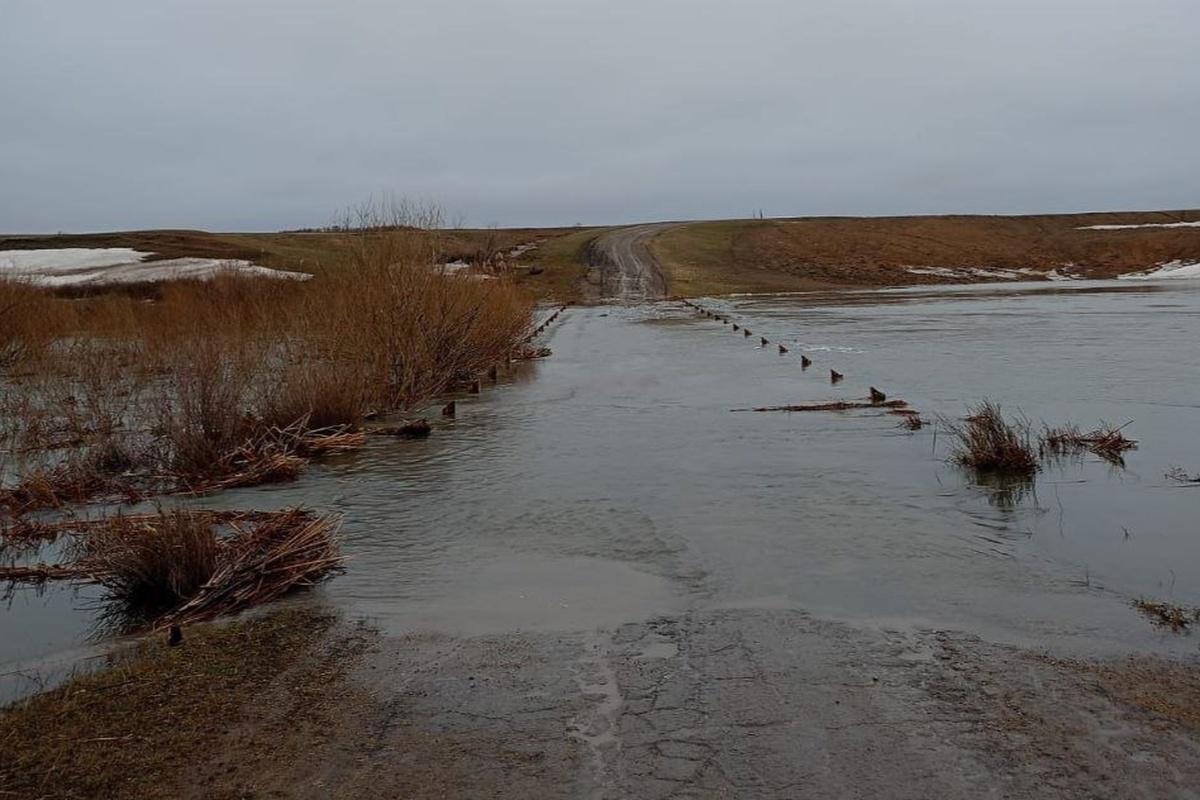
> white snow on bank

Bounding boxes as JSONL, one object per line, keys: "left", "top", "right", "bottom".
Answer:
{"left": 0, "top": 248, "right": 149, "bottom": 273}
{"left": 1118, "top": 260, "right": 1200, "bottom": 280}
{"left": 1079, "top": 221, "right": 1200, "bottom": 231}
{"left": 904, "top": 266, "right": 1044, "bottom": 280}
{"left": 0, "top": 248, "right": 310, "bottom": 286}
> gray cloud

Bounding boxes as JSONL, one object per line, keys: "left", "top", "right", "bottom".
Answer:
{"left": 2, "top": 0, "right": 1198, "bottom": 232}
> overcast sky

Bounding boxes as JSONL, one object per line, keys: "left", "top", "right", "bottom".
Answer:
{"left": 2, "top": 0, "right": 1198, "bottom": 232}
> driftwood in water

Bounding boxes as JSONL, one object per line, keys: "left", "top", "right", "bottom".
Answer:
{"left": 740, "top": 399, "right": 909, "bottom": 413}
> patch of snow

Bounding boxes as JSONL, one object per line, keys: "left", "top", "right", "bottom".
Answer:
{"left": 1079, "top": 221, "right": 1200, "bottom": 231}
{"left": 1045, "top": 268, "right": 1078, "bottom": 281}
{"left": 0, "top": 248, "right": 310, "bottom": 286}
{"left": 0, "top": 248, "right": 149, "bottom": 273}
{"left": 905, "top": 267, "right": 960, "bottom": 278}
{"left": 1117, "top": 260, "right": 1200, "bottom": 280}
{"left": 904, "top": 266, "right": 1041, "bottom": 280}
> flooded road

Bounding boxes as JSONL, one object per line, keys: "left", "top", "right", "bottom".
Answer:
{"left": 291, "top": 279, "right": 1196, "bottom": 654}
{"left": 4, "top": 279, "right": 1200, "bottom": 796}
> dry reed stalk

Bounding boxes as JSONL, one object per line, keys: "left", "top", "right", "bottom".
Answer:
{"left": 160, "top": 510, "right": 342, "bottom": 628}
{"left": 0, "top": 460, "right": 145, "bottom": 516}
{"left": 1041, "top": 422, "right": 1137, "bottom": 464}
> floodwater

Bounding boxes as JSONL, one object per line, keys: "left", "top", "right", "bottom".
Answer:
{"left": 4, "top": 279, "right": 1199, "bottom": 699}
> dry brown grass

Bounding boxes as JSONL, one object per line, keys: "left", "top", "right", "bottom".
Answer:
{"left": 0, "top": 608, "right": 351, "bottom": 800}
{"left": 945, "top": 401, "right": 1039, "bottom": 477}
{"left": 0, "top": 211, "right": 533, "bottom": 514}
{"left": 0, "top": 279, "right": 70, "bottom": 372}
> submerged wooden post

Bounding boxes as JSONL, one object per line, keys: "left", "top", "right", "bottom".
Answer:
{"left": 469, "top": 380, "right": 482, "bottom": 394}
{"left": 801, "top": 355, "right": 812, "bottom": 369}
{"left": 760, "top": 336, "right": 769, "bottom": 346}
{"left": 870, "top": 387, "right": 887, "bottom": 403}
{"left": 779, "top": 344, "right": 788, "bottom": 354}
{"left": 733, "top": 324, "right": 740, "bottom": 331}
{"left": 442, "top": 401, "right": 457, "bottom": 418}
{"left": 830, "top": 370, "right": 843, "bottom": 384}
{"left": 488, "top": 365, "right": 499, "bottom": 381}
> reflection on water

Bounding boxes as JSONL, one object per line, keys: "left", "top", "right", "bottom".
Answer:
{"left": 4, "top": 279, "right": 1200, "bottom": 698}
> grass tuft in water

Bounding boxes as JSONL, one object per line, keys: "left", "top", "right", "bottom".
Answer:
{"left": 1134, "top": 599, "right": 1200, "bottom": 633}
{"left": 944, "top": 401, "right": 1039, "bottom": 477}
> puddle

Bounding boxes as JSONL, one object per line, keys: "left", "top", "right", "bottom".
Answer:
{"left": 347, "top": 553, "right": 682, "bottom": 636}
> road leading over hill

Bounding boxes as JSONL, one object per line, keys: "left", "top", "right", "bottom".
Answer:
{"left": 589, "top": 223, "right": 676, "bottom": 301}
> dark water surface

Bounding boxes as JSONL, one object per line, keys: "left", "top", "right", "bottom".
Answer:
{"left": 4, "top": 280, "right": 1199, "bottom": 698}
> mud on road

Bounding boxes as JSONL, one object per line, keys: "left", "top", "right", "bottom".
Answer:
{"left": 189, "top": 609, "right": 1200, "bottom": 799}
{"left": 587, "top": 224, "right": 674, "bottom": 301}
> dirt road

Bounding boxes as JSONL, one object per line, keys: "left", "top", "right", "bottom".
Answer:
{"left": 588, "top": 224, "right": 674, "bottom": 301}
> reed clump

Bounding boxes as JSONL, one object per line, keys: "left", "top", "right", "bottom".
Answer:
{"left": 945, "top": 401, "right": 1039, "bottom": 477}
{"left": 79, "top": 509, "right": 222, "bottom": 615}
{"left": 1041, "top": 423, "right": 1137, "bottom": 465}
{"left": 1, "top": 508, "right": 343, "bottom": 629}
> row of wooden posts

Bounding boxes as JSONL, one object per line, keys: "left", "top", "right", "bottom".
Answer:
{"left": 678, "top": 299, "right": 890, "bottom": 403}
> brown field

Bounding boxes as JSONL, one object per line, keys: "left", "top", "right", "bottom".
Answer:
{"left": 7, "top": 209, "right": 1196, "bottom": 302}
{"left": 651, "top": 210, "right": 1200, "bottom": 295}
